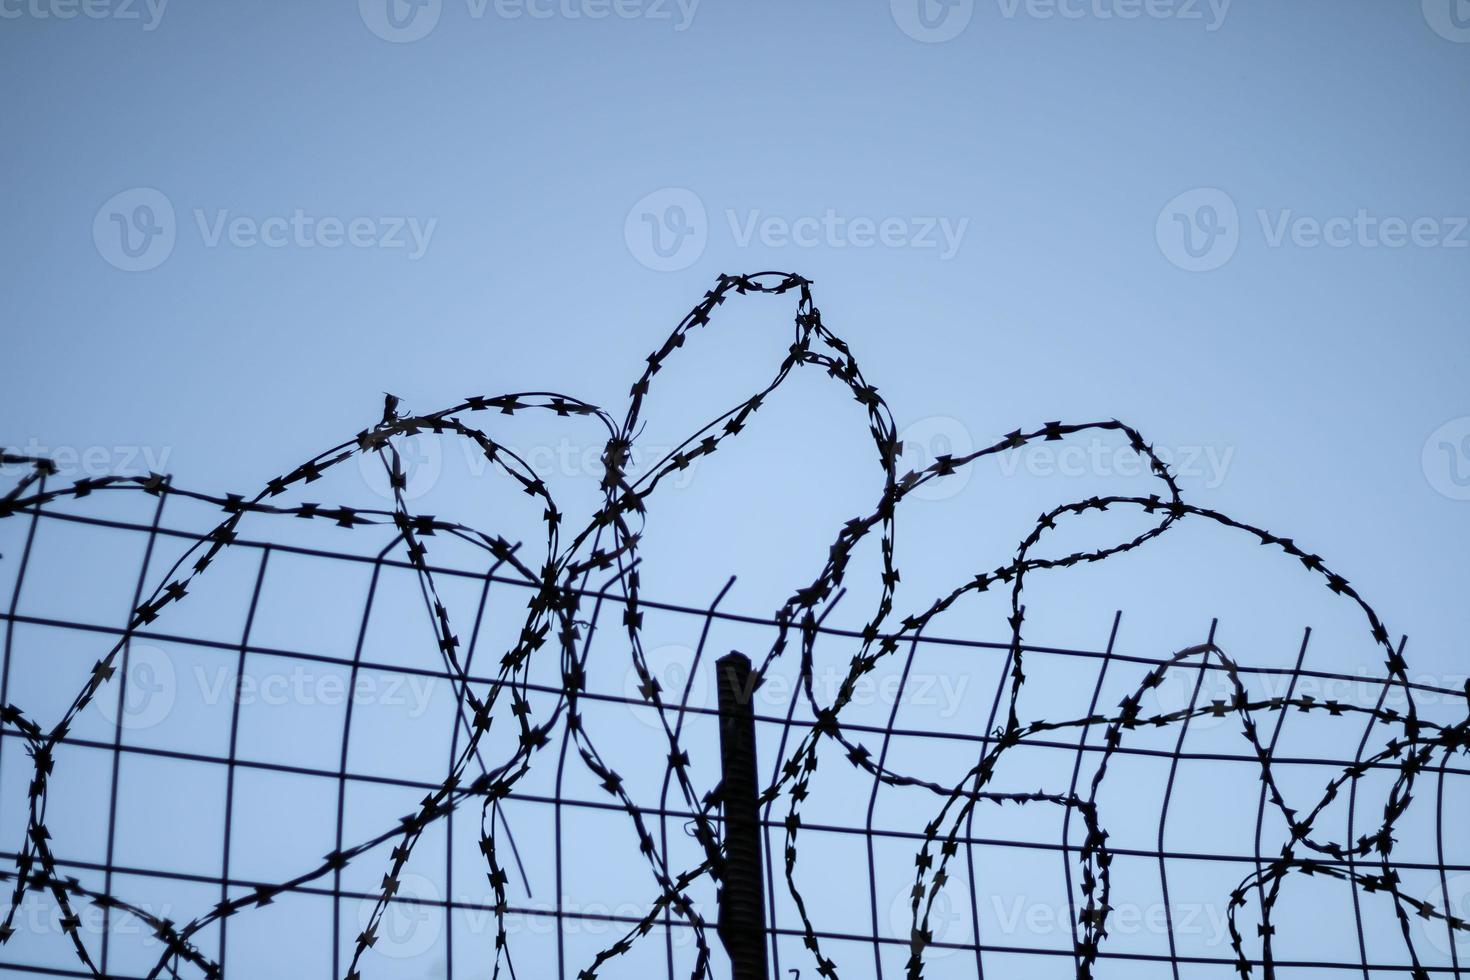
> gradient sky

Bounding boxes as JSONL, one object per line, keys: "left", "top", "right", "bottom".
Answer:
{"left": 1, "top": 2, "right": 1468, "bottom": 978}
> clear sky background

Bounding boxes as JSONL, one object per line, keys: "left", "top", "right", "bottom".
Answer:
{"left": 1, "top": 2, "right": 1468, "bottom": 978}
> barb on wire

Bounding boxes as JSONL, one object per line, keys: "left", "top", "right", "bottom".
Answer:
{"left": 0, "top": 272, "right": 1465, "bottom": 980}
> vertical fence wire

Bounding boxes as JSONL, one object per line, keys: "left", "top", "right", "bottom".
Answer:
{"left": 0, "top": 504, "right": 1466, "bottom": 980}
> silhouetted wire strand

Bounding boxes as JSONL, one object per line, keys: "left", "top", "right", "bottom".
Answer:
{"left": 0, "top": 273, "right": 1466, "bottom": 980}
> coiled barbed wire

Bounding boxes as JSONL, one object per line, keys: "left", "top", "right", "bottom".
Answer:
{"left": 0, "top": 271, "right": 1466, "bottom": 980}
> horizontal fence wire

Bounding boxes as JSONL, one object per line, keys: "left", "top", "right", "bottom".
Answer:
{"left": 0, "top": 272, "right": 1467, "bottom": 980}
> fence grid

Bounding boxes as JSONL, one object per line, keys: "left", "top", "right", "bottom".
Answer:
{"left": 1, "top": 271, "right": 1467, "bottom": 980}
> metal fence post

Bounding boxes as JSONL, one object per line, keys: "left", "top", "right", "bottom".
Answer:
{"left": 715, "top": 651, "right": 770, "bottom": 980}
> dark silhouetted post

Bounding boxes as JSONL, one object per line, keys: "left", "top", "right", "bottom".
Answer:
{"left": 715, "top": 652, "right": 770, "bottom": 980}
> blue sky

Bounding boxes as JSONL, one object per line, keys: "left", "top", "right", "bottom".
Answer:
{"left": 1, "top": 2, "right": 1468, "bottom": 978}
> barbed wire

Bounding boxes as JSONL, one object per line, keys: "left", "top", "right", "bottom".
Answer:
{"left": 0, "top": 271, "right": 1466, "bottom": 979}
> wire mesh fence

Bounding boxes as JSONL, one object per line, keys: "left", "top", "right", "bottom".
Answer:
{"left": 2, "top": 487, "right": 1466, "bottom": 980}
{"left": 1, "top": 272, "right": 1467, "bottom": 980}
